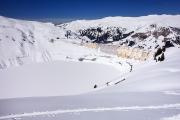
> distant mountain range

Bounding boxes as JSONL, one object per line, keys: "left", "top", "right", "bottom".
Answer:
{"left": 0, "top": 15, "right": 180, "bottom": 68}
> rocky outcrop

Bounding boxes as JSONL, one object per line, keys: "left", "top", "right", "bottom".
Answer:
{"left": 153, "top": 27, "right": 171, "bottom": 38}
{"left": 84, "top": 43, "right": 151, "bottom": 61}
{"left": 154, "top": 47, "right": 165, "bottom": 62}
{"left": 117, "top": 46, "right": 151, "bottom": 61}
{"left": 79, "top": 27, "right": 134, "bottom": 44}
{"left": 131, "top": 32, "right": 150, "bottom": 40}
{"left": 81, "top": 25, "right": 180, "bottom": 61}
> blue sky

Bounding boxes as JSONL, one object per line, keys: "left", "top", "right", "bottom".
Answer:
{"left": 0, "top": 0, "right": 180, "bottom": 21}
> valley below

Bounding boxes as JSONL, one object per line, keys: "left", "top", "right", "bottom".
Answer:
{"left": 0, "top": 15, "right": 180, "bottom": 120}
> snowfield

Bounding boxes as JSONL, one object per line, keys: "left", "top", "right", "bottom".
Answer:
{"left": 0, "top": 15, "right": 180, "bottom": 120}
{"left": 162, "top": 114, "right": 180, "bottom": 120}
{"left": 1, "top": 103, "right": 180, "bottom": 120}
{"left": 0, "top": 92, "right": 180, "bottom": 120}
{"left": 0, "top": 61, "right": 121, "bottom": 99}
{"left": 1, "top": 47, "right": 179, "bottom": 99}
{"left": 99, "top": 48, "right": 180, "bottom": 93}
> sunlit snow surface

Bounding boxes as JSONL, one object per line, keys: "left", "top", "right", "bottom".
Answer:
{"left": 0, "top": 92, "right": 180, "bottom": 120}
{"left": 0, "top": 48, "right": 180, "bottom": 120}
{"left": 0, "top": 15, "right": 180, "bottom": 120}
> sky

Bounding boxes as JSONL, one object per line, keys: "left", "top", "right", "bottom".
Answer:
{"left": 0, "top": 0, "right": 180, "bottom": 22}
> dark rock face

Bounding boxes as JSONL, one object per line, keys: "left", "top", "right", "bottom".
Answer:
{"left": 154, "top": 48, "right": 165, "bottom": 62}
{"left": 170, "top": 27, "right": 180, "bottom": 34}
{"left": 65, "top": 30, "right": 72, "bottom": 38}
{"left": 122, "top": 31, "right": 134, "bottom": 39}
{"left": 62, "top": 24, "right": 180, "bottom": 62}
{"left": 159, "top": 53, "right": 165, "bottom": 61}
{"left": 164, "top": 41, "right": 174, "bottom": 48}
{"left": 79, "top": 27, "right": 134, "bottom": 44}
{"left": 154, "top": 48, "right": 163, "bottom": 58}
{"left": 153, "top": 27, "right": 171, "bottom": 38}
{"left": 93, "top": 32, "right": 111, "bottom": 43}
{"left": 175, "top": 36, "right": 180, "bottom": 45}
{"left": 128, "top": 41, "right": 135, "bottom": 47}
{"left": 131, "top": 32, "right": 149, "bottom": 40}
{"left": 171, "top": 36, "right": 180, "bottom": 46}
{"left": 79, "top": 28, "right": 100, "bottom": 40}
{"left": 76, "top": 25, "right": 180, "bottom": 50}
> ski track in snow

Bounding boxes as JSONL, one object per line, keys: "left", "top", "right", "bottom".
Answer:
{"left": 1, "top": 103, "right": 180, "bottom": 119}
{"left": 163, "top": 91, "right": 180, "bottom": 96}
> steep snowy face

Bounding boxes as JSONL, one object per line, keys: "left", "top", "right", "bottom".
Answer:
{"left": 0, "top": 16, "right": 69, "bottom": 68}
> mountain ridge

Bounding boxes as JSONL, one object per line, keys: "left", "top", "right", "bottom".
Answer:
{"left": 0, "top": 15, "right": 180, "bottom": 69}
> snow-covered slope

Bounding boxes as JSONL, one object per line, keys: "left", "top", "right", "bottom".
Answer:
{"left": 0, "top": 16, "right": 134, "bottom": 70}
{"left": 0, "top": 15, "right": 180, "bottom": 69}
{"left": 0, "top": 16, "right": 110, "bottom": 69}
{"left": 97, "top": 47, "right": 180, "bottom": 93}
{"left": 0, "top": 16, "right": 65, "bottom": 68}
{"left": 0, "top": 15, "right": 180, "bottom": 99}
{"left": 61, "top": 15, "right": 180, "bottom": 52}
{"left": 63, "top": 15, "right": 180, "bottom": 31}
{"left": 1, "top": 15, "right": 180, "bottom": 120}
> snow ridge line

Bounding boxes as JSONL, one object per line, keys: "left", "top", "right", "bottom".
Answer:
{"left": 0, "top": 103, "right": 180, "bottom": 119}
